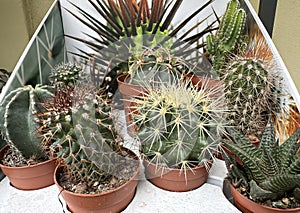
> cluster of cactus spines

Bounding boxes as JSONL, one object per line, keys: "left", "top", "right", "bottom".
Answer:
{"left": 131, "top": 78, "right": 228, "bottom": 171}
{"left": 224, "top": 120, "right": 300, "bottom": 207}
{"left": 0, "top": 85, "right": 53, "bottom": 166}
{"left": 49, "top": 62, "right": 87, "bottom": 87}
{"left": 0, "top": 69, "right": 10, "bottom": 92}
{"left": 206, "top": 0, "right": 247, "bottom": 75}
{"left": 128, "top": 47, "right": 189, "bottom": 86}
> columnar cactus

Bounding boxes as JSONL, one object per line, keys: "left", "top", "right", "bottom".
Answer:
{"left": 223, "top": 58, "right": 274, "bottom": 138}
{"left": 222, "top": 33, "right": 281, "bottom": 139}
{"left": 131, "top": 78, "right": 228, "bottom": 170}
{"left": 206, "top": 0, "right": 247, "bottom": 75}
{"left": 0, "top": 85, "right": 53, "bottom": 165}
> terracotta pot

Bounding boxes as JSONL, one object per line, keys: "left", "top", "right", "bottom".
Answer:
{"left": 117, "top": 74, "right": 145, "bottom": 136}
{"left": 230, "top": 184, "right": 300, "bottom": 213}
{"left": 143, "top": 159, "right": 211, "bottom": 192}
{"left": 186, "top": 74, "right": 222, "bottom": 90}
{"left": 54, "top": 149, "right": 140, "bottom": 213}
{"left": 0, "top": 145, "right": 57, "bottom": 190}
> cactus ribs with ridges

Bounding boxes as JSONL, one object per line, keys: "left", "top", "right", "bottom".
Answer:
{"left": 131, "top": 78, "right": 228, "bottom": 172}
{"left": 206, "top": 0, "right": 247, "bottom": 76}
{"left": 37, "top": 62, "right": 136, "bottom": 186}
{"left": 0, "top": 85, "right": 53, "bottom": 166}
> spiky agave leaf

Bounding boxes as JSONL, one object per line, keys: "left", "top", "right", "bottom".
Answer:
{"left": 65, "top": 0, "right": 217, "bottom": 94}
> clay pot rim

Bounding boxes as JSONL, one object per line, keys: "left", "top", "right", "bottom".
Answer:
{"left": 229, "top": 183, "right": 300, "bottom": 212}
{"left": 54, "top": 149, "right": 141, "bottom": 197}
{"left": 0, "top": 145, "right": 56, "bottom": 170}
{"left": 142, "top": 157, "right": 212, "bottom": 172}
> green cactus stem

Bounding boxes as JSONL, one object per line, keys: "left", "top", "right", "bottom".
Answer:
{"left": 37, "top": 81, "right": 132, "bottom": 183}
{"left": 128, "top": 46, "right": 190, "bottom": 86}
{"left": 0, "top": 85, "right": 53, "bottom": 165}
{"left": 131, "top": 78, "right": 228, "bottom": 171}
{"left": 49, "top": 62, "right": 87, "bottom": 87}
{"left": 223, "top": 58, "right": 274, "bottom": 138}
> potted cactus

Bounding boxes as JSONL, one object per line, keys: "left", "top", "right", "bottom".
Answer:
{"left": 130, "top": 77, "right": 228, "bottom": 192}
{"left": 207, "top": 0, "right": 289, "bottom": 147}
{"left": 44, "top": 85, "right": 139, "bottom": 213}
{"left": 223, "top": 119, "right": 300, "bottom": 212}
{"left": 35, "top": 62, "right": 140, "bottom": 212}
{"left": 0, "top": 84, "right": 56, "bottom": 190}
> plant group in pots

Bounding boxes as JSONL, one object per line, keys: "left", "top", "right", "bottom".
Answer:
{"left": 36, "top": 62, "right": 140, "bottom": 212}
{"left": 206, "top": 0, "right": 296, "bottom": 167}
{"left": 223, "top": 119, "right": 300, "bottom": 212}
{"left": 130, "top": 77, "right": 229, "bottom": 192}
{"left": 0, "top": 84, "right": 56, "bottom": 190}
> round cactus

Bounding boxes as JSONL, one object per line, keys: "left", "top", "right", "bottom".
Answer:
{"left": 223, "top": 58, "right": 276, "bottom": 138}
{"left": 131, "top": 78, "right": 228, "bottom": 170}
{"left": 37, "top": 83, "right": 125, "bottom": 182}
{"left": 128, "top": 46, "right": 190, "bottom": 86}
{"left": 49, "top": 62, "right": 87, "bottom": 87}
{"left": 0, "top": 85, "right": 53, "bottom": 165}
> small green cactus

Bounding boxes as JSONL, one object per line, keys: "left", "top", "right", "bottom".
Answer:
{"left": 131, "top": 78, "right": 228, "bottom": 171}
{"left": 224, "top": 119, "right": 300, "bottom": 207}
{"left": 49, "top": 62, "right": 87, "bottom": 87}
{"left": 206, "top": 0, "right": 247, "bottom": 75}
{"left": 37, "top": 79, "right": 134, "bottom": 183}
{"left": 0, "top": 85, "right": 53, "bottom": 165}
{"left": 128, "top": 47, "right": 189, "bottom": 86}
{"left": 36, "top": 61, "right": 138, "bottom": 183}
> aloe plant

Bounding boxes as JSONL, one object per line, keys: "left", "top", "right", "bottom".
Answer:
{"left": 65, "top": 0, "right": 217, "bottom": 95}
{"left": 224, "top": 119, "right": 300, "bottom": 208}
{"left": 131, "top": 78, "right": 228, "bottom": 172}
